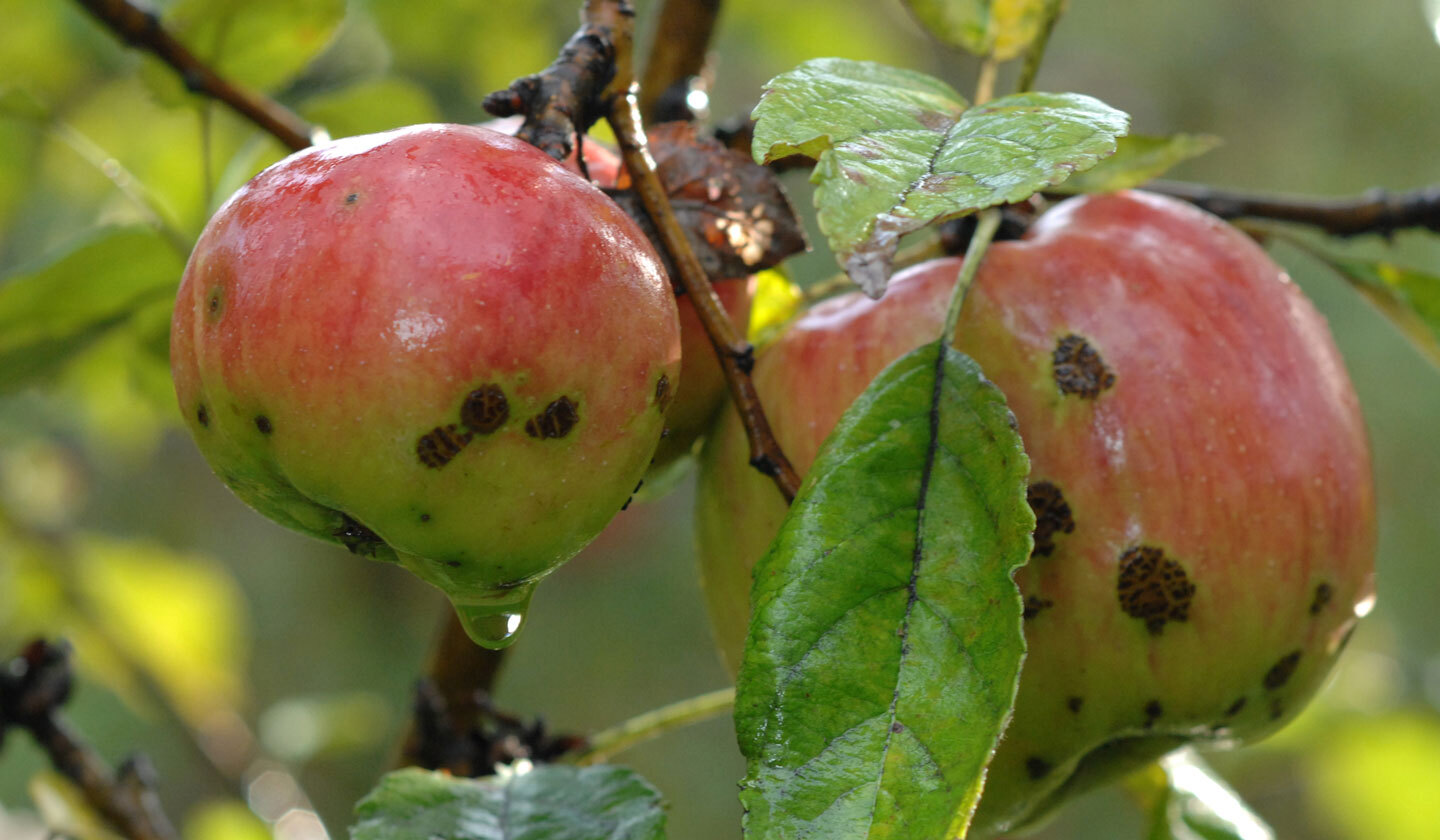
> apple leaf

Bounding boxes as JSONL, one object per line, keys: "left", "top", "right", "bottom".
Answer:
{"left": 751, "top": 59, "right": 1128, "bottom": 297}
{"left": 143, "top": 0, "right": 345, "bottom": 104}
{"left": 899, "top": 0, "right": 1048, "bottom": 60}
{"left": 1052, "top": 133, "right": 1223, "bottom": 194}
{"left": 736, "top": 341, "right": 1034, "bottom": 840}
{"left": 1295, "top": 247, "right": 1440, "bottom": 372}
{"left": 1130, "top": 749, "right": 1275, "bottom": 840}
{"left": 351, "top": 766, "right": 667, "bottom": 840}
{"left": 0, "top": 227, "right": 184, "bottom": 395}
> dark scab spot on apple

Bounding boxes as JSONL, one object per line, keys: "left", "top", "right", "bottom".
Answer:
{"left": 1027, "top": 481, "right": 1075, "bottom": 558}
{"left": 461, "top": 384, "right": 509, "bottom": 434}
{"left": 254, "top": 415, "right": 273, "bottom": 435}
{"left": 655, "top": 374, "right": 672, "bottom": 412}
{"left": 417, "top": 424, "right": 473, "bottom": 469}
{"left": 1310, "top": 582, "right": 1334, "bottom": 615}
{"left": 334, "top": 515, "right": 384, "bottom": 557}
{"left": 1269, "top": 698, "right": 1285, "bottom": 720}
{"left": 1052, "top": 334, "right": 1116, "bottom": 398}
{"left": 419, "top": 513, "right": 431, "bottom": 523}
{"left": 1225, "top": 697, "right": 1247, "bottom": 717}
{"left": 206, "top": 287, "right": 224, "bottom": 320}
{"left": 1022, "top": 595, "right": 1054, "bottom": 620}
{"left": 1116, "top": 545, "right": 1195, "bottom": 635}
{"left": 196, "top": 404, "right": 209, "bottom": 428}
{"left": 1067, "top": 696, "right": 1084, "bottom": 713}
{"left": 1025, "top": 757, "right": 1052, "bottom": 780}
{"left": 1264, "top": 650, "right": 1302, "bottom": 691}
{"left": 1143, "top": 700, "right": 1163, "bottom": 727}
{"left": 345, "top": 192, "right": 360, "bottom": 205}
{"left": 525, "top": 396, "right": 579, "bottom": 439}
{"left": 445, "top": 560, "right": 462, "bottom": 568}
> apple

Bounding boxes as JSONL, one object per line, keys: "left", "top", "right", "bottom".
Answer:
{"left": 171, "top": 124, "right": 681, "bottom": 647}
{"left": 695, "top": 190, "right": 1375, "bottom": 834}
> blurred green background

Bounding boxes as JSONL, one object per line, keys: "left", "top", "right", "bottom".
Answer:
{"left": 1, "top": 1, "right": 1438, "bottom": 838}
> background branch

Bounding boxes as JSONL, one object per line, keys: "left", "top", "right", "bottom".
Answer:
{"left": 1084, "top": 180, "right": 1440, "bottom": 238}
{"left": 638, "top": 0, "right": 722, "bottom": 123}
{"left": 1, "top": 640, "right": 178, "bottom": 840}
{"left": 72, "top": 0, "right": 317, "bottom": 152}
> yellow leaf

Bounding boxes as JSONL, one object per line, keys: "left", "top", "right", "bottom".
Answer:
{"left": 748, "top": 269, "right": 803, "bottom": 347}
{"left": 184, "top": 800, "right": 270, "bottom": 840}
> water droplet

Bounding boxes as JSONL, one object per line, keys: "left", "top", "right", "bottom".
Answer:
{"left": 449, "top": 582, "right": 537, "bottom": 649}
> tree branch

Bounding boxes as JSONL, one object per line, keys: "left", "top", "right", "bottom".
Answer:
{"left": 638, "top": 0, "right": 722, "bottom": 123}
{"left": 1088, "top": 180, "right": 1440, "bottom": 238}
{"left": 71, "top": 0, "right": 317, "bottom": 152}
{"left": 1, "top": 640, "right": 178, "bottom": 840}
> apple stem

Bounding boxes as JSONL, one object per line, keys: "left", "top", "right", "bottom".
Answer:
{"left": 941, "top": 209, "right": 1003, "bottom": 344}
{"left": 569, "top": 687, "right": 736, "bottom": 766}
{"left": 598, "top": 0, "right": 803, "bottom": 502}
{"left": 70, "top": 0, "right": 319, "bottom": 152}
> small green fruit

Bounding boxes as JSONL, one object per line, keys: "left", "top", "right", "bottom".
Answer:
{"left": 171, "top": 124, "right": 681, "bottom": 647}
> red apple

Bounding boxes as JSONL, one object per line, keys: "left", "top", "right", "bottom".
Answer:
{"left": 695, "top": 190, "right": 1375, "bottom": 834}
{"left": 171, "top": 124, "right": 681, "bottom": 647}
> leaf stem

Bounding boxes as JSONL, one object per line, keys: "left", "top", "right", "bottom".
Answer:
{"left": 570, "top": 687, "right": 735, "bottom": 765}
{"left": 974, "top": 55, "right": 1000, "bottom": 106}
{"left": 940, "top": 209, "right": 1002, "bottom": 342}
{"left": 1015, "top": 0, "right": 1068, "bottom": 94}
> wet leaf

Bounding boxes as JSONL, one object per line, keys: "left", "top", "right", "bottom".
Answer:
{"left": 900, "top": 0, "right": 1048, "bottom": 60}
{"left": 1054, "top": 133, "right": 1222, "bottom": 194}
{"left": 752, "top": 59, "right": 1127, "bottom": 297}
{"left": 0, "top": 227, "right": 183, "bottom": 395}
{"left": 1129, "top": 750, "right": 1274, "bottom": 840}
{"left": 609, "top": 122, "right": 807, "bottom": 283}
{"left": 351, "top": 766, "right": 667, "bottom": 840}
{"left": 736, "top": 342, "right": 1033, "bottom": 839}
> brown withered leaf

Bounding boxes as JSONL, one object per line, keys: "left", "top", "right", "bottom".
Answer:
{"left": 607, "top": 122, "right": 807, "bottom": 287}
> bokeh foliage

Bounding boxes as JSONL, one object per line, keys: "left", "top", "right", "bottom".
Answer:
{"left": 1, "top": 1, "right": 1438, "bottom": 839}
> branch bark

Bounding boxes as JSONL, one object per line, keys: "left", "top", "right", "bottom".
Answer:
{"left": 1, "top": 640, "right": 179, "bottom": 840}
{"left": 638, "top": 0, "right": 722, "bottom": 123}
{"left": 71, "top": 0, "right": 317, "bottom": 152}
{"left": 1136, "top": 180, "right": 1440, "bottom": 238}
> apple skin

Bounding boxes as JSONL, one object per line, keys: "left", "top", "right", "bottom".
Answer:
{"left": 696, "top": 190, "right": 1375, "bottom": 834}
{"left": 171, "top": 124, "right": 681, "bottom": 645}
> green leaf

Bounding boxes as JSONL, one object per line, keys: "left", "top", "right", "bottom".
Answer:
{"left": 1294, "top": 246, "right": 1440, "bottom": 371}
{"left": 1131, "top": 750, "right": 1274, "bottom": 840}
{"left": 351, "top": 766, "right": 667, "bottom": 840}
{"left": 900, "top": 0, "right": 1048, "bottom": 60}
{"left": 0, "top": 227, "right": 184, "bottom": 395}
{"left": 752, "top": 59, "right": 1128, "bottom": 297}
{"left": 145, "top": 0, "right": 345, "bottom": 102}
{"left": 736, "top": 341, "right": 1034, "bottom": 840}
{"left": 1053, "top": 133, "right": 1222, "bottom": 194}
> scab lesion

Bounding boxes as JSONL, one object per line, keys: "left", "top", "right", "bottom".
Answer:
{"left": 1116, "top": 545, "right": 1195, "bottom": 635}
{"left": 655, "top": 374, "right": 672, "bottom": 413}
{"left": 525, "top": 396, "right": 580, "bottom": 439}
{"left": 1052, "top": 334, "right": 1116, "bottom": 398}
{"left": 415, "top": 383, "right": 511, "bottom": 469}
{"left": 417, "top": 424, "right": 474, "bottom": 469}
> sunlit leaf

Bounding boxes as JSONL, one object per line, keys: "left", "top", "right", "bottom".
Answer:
{"left": 145, "top": 0, "right": 346, "bottom": 101}
{"left": 351, "top": 766, "right": 668, "bottom": 840}
{"left": 185, "top": 800, "right": 271, "bottom": 840}
{"left": 736, "top": 342, "right": 1033, "bottom": 839}
{"left": 1306, "top": 712, "right": 1440, "bottom": 840}
{"left": 71, "top": 534, "right": 250, "bottom": 725}
{"left": 900, "top": 0, "right": 1048, "bottom": 60}
{"left": 0, "top": 227, "right": 183, "bottom": 395}
{"left": 1053, "top": 133, "right": 1222, "bottom": 194}
{"left": 1129, "top": 749, "right": 1274, "bottom": 840}
{"left": 27, "top": 772, "right": 125, "bottom": 840}
{"left": 752, "top": 59, "right": 1128, "bottom": 297}
{"left": 748, "top": 269, "right": 803, "bottom": 346}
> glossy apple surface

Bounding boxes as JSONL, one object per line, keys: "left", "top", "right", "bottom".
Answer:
{"left": 696, "top": 190, "right": 1375, "bottom": 834}
{"left": 172, "top": 124, "right": 681, "bottom": 646}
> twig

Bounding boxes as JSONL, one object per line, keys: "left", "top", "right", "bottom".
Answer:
{"left": 395, "top": 611, "right": 512, "bottom": 769}
{"left": 1, "top": 640, "right": 178, "bottom": 840}
{"left": 71, "top": 0, "right": 317, "bottom": 152}
{"left": 569, "top": 687, "right": 734, "bottom": 765}
{"left": 1132, "top": 180, "right": 1440, "bottom": 239}
{"left": 600, "top": 3, "right": 802, "bottom": 500}
{"left": 638, "top": 0, "right": 722, "bottom": 123}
